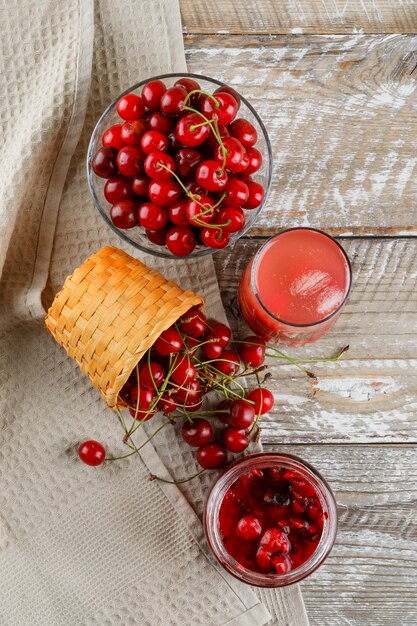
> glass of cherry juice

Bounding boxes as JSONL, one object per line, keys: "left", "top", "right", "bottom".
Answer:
{"left": 204, "top": 452, "right": 337, "bottom": 587}
{"left": 238, "top": 228, "right": 352, "bottom": 345}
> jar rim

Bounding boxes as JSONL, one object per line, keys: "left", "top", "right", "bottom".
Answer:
{"left": 204, "top": 452, "right": 338, "bottom": 587}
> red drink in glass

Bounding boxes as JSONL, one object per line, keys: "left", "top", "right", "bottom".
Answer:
{"left": 238, "top": 228, "right": 352, "bottom": 345}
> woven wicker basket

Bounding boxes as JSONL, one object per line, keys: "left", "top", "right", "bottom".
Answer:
{"left": 45, "top": 246, "right": 204, "bottom": 408}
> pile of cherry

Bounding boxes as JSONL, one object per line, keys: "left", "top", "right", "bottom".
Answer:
{"left": 90, "top": 77, "right": 265, "bottom": 256}
{"left": 78, "top": 307, "right": 274, "bottom": 468}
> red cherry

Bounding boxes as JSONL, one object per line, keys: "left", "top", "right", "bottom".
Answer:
{"left": 227, "top": 399, "right": 255, "bottom": 429}
{"left": 196, "top": 160, "right": 228, "bottom": 192}
{"left": 243, "top": 181, "right": 265, "bottom": 210}
{"left": 141, "top": 131, "right": 168, "bottom": 154}
{"left": 175, "top": 378, "right": 201, "bottom": 404}
{"left": 246, "top": 388, "right": 274, "bottom": 414}
{"left": 138, "top": 202, "right": 168, "bottom": 230}
{"left": 110, "top": 200, "right": 138, "bottom": 229}
{"left": 259, "top": 528, "right": 290, "bottom": 555}
{"left": 224, "top": 427, "right": 250, "bottom": 453}
{"left": 213, "top": 349, "right": 240, "bottom": 376}
{"left": 229, "top": 118, "right": 258, "bottom": 147}
{"left": 129, "top": 404, "right": 155, "bottom": 422}
{"left": 120, "top": 119, "right": 147, "bottom": 145}
{"left": 132, "top": 175, "right": 149, "bottom": 196}
{"left": 144, "top": 151, "right": 174, "bottom": 181}
{"left": 231, "top": 152, "right": 250, "bottom": 174}
{"left": 183, "top": 179, "right": 206, "bottom": 197}
{"left": 154, "top": 327, "right": 182, "bottom": 356}
{"left": 186, "top": 195, "right": 216, "bottom": 226}
{"left": 116, "top": 146, "right": 144, "bottom": 178}
{"left": 138, "top": 361, "right": 165, "bottom": 388}
{"left": 160, "top": 86, "right": 187, "bottom": 116}
{"left": 174, "top": 148, "right": 203, "bottom": 178}
{"left": 141, "top": 79, "right": 166, "bottom": 110}
{"left": 146, "top": 227, "right": 168, "bottom": 246}
{"left": 202, "top": 342, "right": 223, "bottom": 359}
{"left": 174, "top": 77, "right": 201, "bottom": 93}
{"left": 170, "top": 352, "right": 196, "bottom": 385}
{"left": 157, "top": 392, "right": 177, "bottom": 414}
{"left": 102, "top": 124, "right": 124, "bottom": 150}
{"left": 116, "top": 93, "right": 145, "bottom": 121}
{"left": 167, "top": 131, "right": 184, "bottom": 151}
{"left": 216, "top": 207, "right": 245, "bottom": 233}
{"left": 236, "top": 514, "right": 262, "bottom": 540}
{"left": 201, "top": 227, "right": 230, "bottom": 249}
{"left": 197, "top": 443, "right": 227, "bottom": 469}
{"left": 148, "top": 179, "right": 181, "bottom": 205}
{"left": 148, "top": 112, "right": 174, "bottom": 134}
{"left": 78, "top": 440, "right": 105, "bottom": 466}
{"left": 205, "top": 322, "right": 231, "bottom": 348}
{"left": 215, "top": 137, "right": 246, "bottom": 172}
{"left": 207, "top": 124, "right": 229, "bottom": 152}
{"left": 178, "top": 307, "right": 207, "bottom": 338}
{"left": 238, "top": 336, "right": 266, "bottom": 367}
{"left": 176, "top": 113, "right": 210, "bottom": 147}
{"left": 169, "top": 199, "right": 189, "bottom": 226}
{"left": 202, "top": 92, "right": 239, "bottom": 125}
{"left": 166, "top": 226, "right": 196, "bottom": 256}
{"left": 223, "top": 177, "right": 249, "bottom": 207}
{"left": 245, "top": 147, "right": 262, "bottom": 175}
{"left": 91, "top": 147, "right": 118, "bottom": 178}
{"left": 214, "top": 85, "right": 241, "bottom": 107}
{"left": 104, "top": 176, "right": 134, "bottom": 204}
{"left": 182, "top": 418, "right": 212, "bottom": 447}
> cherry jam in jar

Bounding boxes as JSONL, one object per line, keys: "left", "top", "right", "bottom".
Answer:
{"left": 204, "top": 453, "right": 337, "bottom": 587}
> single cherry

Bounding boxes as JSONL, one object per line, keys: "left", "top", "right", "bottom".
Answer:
{"left": 214, "top": 85, "right": 241, "bottom": 107}
{"left": 229, "top": 118, "right": 258, "bottom": 147}
{"left": 236, "top": 515, "right": 262, "bottom": 540}
{"left": 201, "top": 227, "right": 230, "bottom": 249}
{"left": 116, "top": 145, "right": 144, "bottom": 178}
{"left": 148, "top": 112, "right": 174, "bottom": 134}
{"left": 102, "top": 124, "right": 124, "bottom": 150}
{"left": 110, "top": 200, "right": 138, "bottom": 229}
{"left": 176, "top": 113, "right": 210, "bottom": 147}
{"left": 160, "top": 86, "right": 188, "bottom": 116}
{"left": 146, "top": 228, "right": 168, "bottom": 246}
{"left": 243, "top": 181, "right": 265, "bottom": 210}
{"left": 132, "top": 175, "right": 149, "bottom": 196}
{"left": 174, "top": 77, "right": 201, "bottom": 93}
{"left": 202, "top": 92, "right": 239, "bottom": 125}
{"left": 170, "top": 352, "right": 196, "bottom": 385}
{"left": 213, "top": 349, "right": 240, "bottom": 376}
{"left": 78, "top": 440, "right": 105, "bottom": 466}
{"left": 238, "top": 336, "right": 266, "bottom": 367}
{"left": 196, "top": 443, "right": 227, "bottom": 469}
{"left": 245, "top": 147, "right": 262, "bottom": 175}
{"left": 227, "top": 399, "right": 255, "bottom": 429}
{"left": 141, "top": 130, "right": 168, "bottom": 154}
{"left": 178, "top": 307, "right": 207, "bottom": 338}
{"left": 169, "top": 199, "right": 189, "bottom": 226}
{"left": 154, "top": 327, "right": 182, "bottom": 356}
{"left": 174, "top": 148, "right": 203, "bottom": 178}
{"left": 246, "top": 388, "right": 274, "bottom": 414}
{"left": 144, "top": 151, "right": 174, "bottom": 181}
{"left": 196, "top": 160, "right": 228, "bottom": 192}
{"left": 182, "top": 418, "right": 213, "bottom": 447}
{"left": 223, "top": 177, "right": 249, "bottom": 207}
{"left": 91, "top": 147, "right": 118, "bottom": 178}
{"left": 216, "top": 207, "right": 245, "bottom": 233}
{"left": 224, "top": 427, "right": 250, "bottom": 453}
{"left": 120, "top": 119, "right": 147, "bottom": 145}
{"left": 138, "top": 202, "right": 168, "bottom": 230}
{"left": 186, "top": 195, "right": 216, "bottom": 226}
{"left": 141, "top": 79, "right": 166, "bottom": 110}
{"left": 175, "top": 378, "right": 202, "bottom": 404}
{"left": 138, "top": 361, "right": 165, "bottom": 388}
{"left": 116, "top": 93, "right": 145, "bottom": 121}
{"left": 104, "top": 176, "right": 134, "bottom": 204}
{"left": 215, "top": 137, "right": 246, "bottom": 172}
{"left": 148, "top": 179, "right": 181, "bottom": 205}
{"left": 166, "top": 226, "right": 196, "bottom": 256}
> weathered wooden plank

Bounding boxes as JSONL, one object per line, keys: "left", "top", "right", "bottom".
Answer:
{"left": 261, "top": 444, "right": 417, "bottom": 626}
{"left": 215, "top": 237, "right": 417, "bottom": 443}
{"left": 180, "top": 0, "right": 417, "bottom": 35}
{"left": 185, "top": 34, "right": 417, "bottom": 236}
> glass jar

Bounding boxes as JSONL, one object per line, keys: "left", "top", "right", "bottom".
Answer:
{"left": 204, "top": 452, "right": 337, "bottom": 587}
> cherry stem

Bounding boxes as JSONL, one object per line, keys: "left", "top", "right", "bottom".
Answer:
{"left": 149, "top": 469, "right": 206, "bottom": 484}
{"left": 105, "top": 421, "right": 171, "bottom": 462}
{"left": 189, "top": 120, "right": 212, "bottom": 131}
{"left": 183, "top": 89, "right": 220, "bottom": 108}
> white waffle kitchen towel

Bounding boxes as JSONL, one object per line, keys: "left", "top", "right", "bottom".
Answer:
{"left": 0, "top": 0, "right": 309, "bottom": 624}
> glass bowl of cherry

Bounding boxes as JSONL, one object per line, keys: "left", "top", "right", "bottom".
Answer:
{"left": 87, "top": 73, "right": 272, "bottom": 258}
{"left": 204, "top": 452, "right": 337, "bottom": 587}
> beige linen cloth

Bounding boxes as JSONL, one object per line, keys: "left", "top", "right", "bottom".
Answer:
{"left": 0, "top": 1, "right": 309, "bottom": 624}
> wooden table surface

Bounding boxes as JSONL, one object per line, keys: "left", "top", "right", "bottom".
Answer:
{"left": 180, "top": 2, "right": 417, "bottom": 624}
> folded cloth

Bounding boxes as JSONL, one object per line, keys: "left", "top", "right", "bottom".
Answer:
{"left": 0, "top": 0, "right": 309, "bottom": 624}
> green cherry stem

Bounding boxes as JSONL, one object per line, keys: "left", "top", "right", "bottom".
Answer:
{"left": 183, "top": 89, "right": 219, "bottom": 107}
{"left": 149, "top": 468, "right": 206, "bottom": 484}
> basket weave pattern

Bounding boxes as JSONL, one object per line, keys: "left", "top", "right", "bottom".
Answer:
{"left": 45, "top": 246, "right": 204, "bottom": 408}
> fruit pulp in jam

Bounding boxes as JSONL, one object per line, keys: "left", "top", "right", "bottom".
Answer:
{"left": 218, "top": 466, "right": 326, "bottom": 574}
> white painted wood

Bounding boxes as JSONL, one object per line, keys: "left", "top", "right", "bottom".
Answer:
{"left": 186, "top": 34, "right": 417, "bottom": 235}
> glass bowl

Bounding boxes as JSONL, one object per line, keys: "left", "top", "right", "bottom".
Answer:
{"left": 87, "top": 72, "right": 272, "bottom": 259}
{"left": 204, "top": 452, "right": 338, "bottom": 587}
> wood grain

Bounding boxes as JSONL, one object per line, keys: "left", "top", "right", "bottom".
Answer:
{"left": 186, "top": 34, "right": 417, "bottom": 236}
{"left": 262, "top": 444, "right": 417, "bottom": 626}
{"left": 180, "top": 0, "right": 417, "bottom": 34}
{"left": 215, "top": 237, "right": 417, "bottom": 443}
